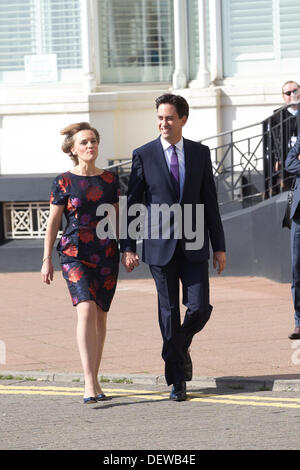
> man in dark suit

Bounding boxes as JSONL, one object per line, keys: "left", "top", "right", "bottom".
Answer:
{"left": 285, "top": 133, "right": 300, "bottom": 340}
{"left": 263, "top": 80, "right": 300, "bottom": 196}
{"left": 120, "top": 94, "right": 226, "bottom": 401}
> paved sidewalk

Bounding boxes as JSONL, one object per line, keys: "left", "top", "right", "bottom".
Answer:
{"left": 0, "top": 271, "right": 300, "bottom": 389}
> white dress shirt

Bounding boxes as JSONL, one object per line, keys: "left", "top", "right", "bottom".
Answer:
{"left": 160, "top": 136, "right": 185, "bottom": 200}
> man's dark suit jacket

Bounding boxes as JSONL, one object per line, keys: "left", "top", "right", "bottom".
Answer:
{"left": 285, "top": 133, "right": 300, "bottom": 219}
{"left": 120, "top": 137, "right": 225, "bottom": 267}
{"left": 263, "top": 106, "right": 298, "bottom": 191}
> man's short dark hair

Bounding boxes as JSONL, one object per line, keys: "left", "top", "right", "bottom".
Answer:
{"left": 155, "top": 94, "right": 189, "bottom": 119}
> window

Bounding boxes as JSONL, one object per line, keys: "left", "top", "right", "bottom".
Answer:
{"left": 222, "top": 0, "right": 300, "bottom": 77}
{"left": 98, "top": 0, "right": 174, "bottom": 83}
{"left": 0, "top": 0, "right": 82, "bottom": 83}
{"left": 280, "top": 0, "right": 300, "bottom": 59}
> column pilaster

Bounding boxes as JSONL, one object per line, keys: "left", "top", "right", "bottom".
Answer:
{"left": 82, "top": 0, "right": 96, "bottom": 94}
{"left": 172, "top": 0, "right": 188, "bottom": 90}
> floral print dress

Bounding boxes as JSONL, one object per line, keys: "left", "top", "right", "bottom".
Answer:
{"left": 50, "top": 170, "right": 120, "bottom": 311}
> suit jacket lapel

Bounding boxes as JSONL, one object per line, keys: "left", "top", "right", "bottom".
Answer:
{"left": 181, "top": 138, "right": 192, "bottom": 201}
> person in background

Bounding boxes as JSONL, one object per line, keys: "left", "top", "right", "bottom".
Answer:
{"left": 285, "top": 132, "right": 300, "bottom": 340}
{"left": 274, "top": 81, "right": 300, "bottom": 172}
{"left": 264, "top": 81, "right": 300, "bottom": 197}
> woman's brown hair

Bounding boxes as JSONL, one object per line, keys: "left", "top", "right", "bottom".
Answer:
{"left": 60, "top": 122, "right": 100, "bottom": 165}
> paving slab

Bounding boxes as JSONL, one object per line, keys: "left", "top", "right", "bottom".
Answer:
{"left": 0, "top": 272, "right": 300, "bottom": 391}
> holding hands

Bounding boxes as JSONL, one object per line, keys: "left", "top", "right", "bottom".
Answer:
{"left": 121, "top": 251, "right": 140, "bottom": 272}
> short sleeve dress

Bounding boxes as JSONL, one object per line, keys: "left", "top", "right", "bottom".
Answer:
{"left": 50, "top": 170, "right": 120, "bottom": 312}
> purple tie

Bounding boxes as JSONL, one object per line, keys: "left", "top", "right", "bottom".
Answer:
{"left": 170, "top": 145, "right": 180, "bottom": 200}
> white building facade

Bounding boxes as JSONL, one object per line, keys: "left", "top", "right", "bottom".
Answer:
{"left": 0, "top": 0, "right": 300, "bottom": 250}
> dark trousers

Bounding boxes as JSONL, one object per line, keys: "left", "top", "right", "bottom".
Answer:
{"left": 149, "top": 243, "right": 212, "bottom": 386}
{"left": 291, "top": 215, "right": 300, "bottom": 327}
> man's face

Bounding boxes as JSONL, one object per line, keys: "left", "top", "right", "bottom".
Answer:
{"left": 157, "top": 103, "right": 187, "bottom": 144}
{"left": 282, "top": 82, "right": 300, "bottom": 106}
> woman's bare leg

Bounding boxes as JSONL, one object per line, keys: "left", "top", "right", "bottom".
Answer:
{"left": 95, "top": 307, "right": 108, "bottom": 395}
{"left": 76, "top": 300, "right": 98, "bottom": 399}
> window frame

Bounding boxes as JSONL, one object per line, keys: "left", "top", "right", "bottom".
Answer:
{"left": 96, "top": 0, "right": 175, "bottom": 85}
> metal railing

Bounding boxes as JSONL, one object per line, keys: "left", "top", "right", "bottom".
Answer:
{"left": 200, "top": 103, "right": 300, "bottom": 211}
{"left": 105, "top": 159, "right": 132, "bottom": 196}
{"left": 200, "top": 121, "right": 265, "bottom": 210}
{"left": 3, "top": 202, "right": 63, "bottom": 239}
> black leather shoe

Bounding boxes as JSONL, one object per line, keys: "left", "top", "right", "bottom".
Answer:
{"left": 184, "top": 351, "right": 193, "bottom": 381}
{"left": 288, "top": 327, "right": 300, "bottom": 339}
{"left": 169, "top": 381, "right": 187, "bottom": 401}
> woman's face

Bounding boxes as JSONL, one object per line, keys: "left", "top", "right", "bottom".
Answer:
{"left": 71, "top": 129, "right": 99, "bottom": 164}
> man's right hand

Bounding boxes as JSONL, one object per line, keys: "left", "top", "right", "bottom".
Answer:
{"left": 121, "top": 251, "right": 140, "bottom": 272}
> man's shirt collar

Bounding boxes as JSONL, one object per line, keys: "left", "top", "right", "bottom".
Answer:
{"left": 160, "top": 136, "right": 184, "bottom": 151}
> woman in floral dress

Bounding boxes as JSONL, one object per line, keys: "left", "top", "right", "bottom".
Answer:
{"left": 41, "top": 122, "right": 119, "bottom": 404}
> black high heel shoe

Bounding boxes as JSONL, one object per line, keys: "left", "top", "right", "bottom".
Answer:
{"left": 83, "top": 396, "right": 97, "bottom": 404}
{"left": 96, "top": 393, "right": 107, "bottom": 401}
